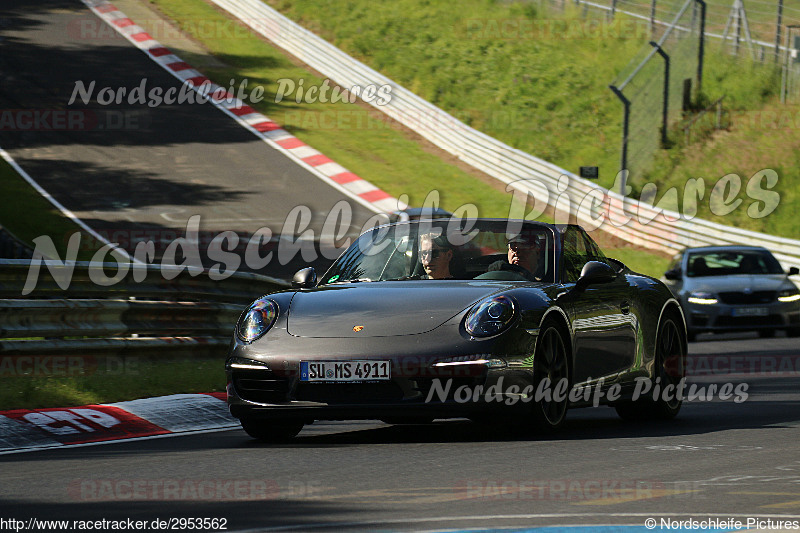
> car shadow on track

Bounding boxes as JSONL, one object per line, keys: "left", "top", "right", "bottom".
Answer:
{"left": 232, "top": 397, "right": 800, "bottom": 447}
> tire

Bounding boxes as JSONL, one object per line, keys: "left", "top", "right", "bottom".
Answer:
{"left": 530, "top": 320, "right": 570, "bottom": 431}
{"left": 240, "top": 418, "right": 303, "bottom": 442}
{"left": 616, "top": 312, "right": 686, "bottom": 421}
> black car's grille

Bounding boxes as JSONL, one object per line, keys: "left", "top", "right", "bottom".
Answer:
{"left": 714, "top": 315, "right": 782, "bottom": 327}
{"left": 232, "top": 369, "right": 290, "bottom": 404}
{"left": 295, "top": 382, "right": 404, "bottom": 404}
{"left": 718, "top": 291, "right": 776, "bottom": 305}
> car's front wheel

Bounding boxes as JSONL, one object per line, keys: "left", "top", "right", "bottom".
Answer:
{"left": 616, "top": 311, "right": 686, "bottom": 421}
{"left": 530, "top": 320, "right": 570, "bottom": 431}
{"left": 239, "top": 418, "right": 304, "bottom": 442}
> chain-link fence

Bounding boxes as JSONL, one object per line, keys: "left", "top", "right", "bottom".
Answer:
{"left": 555, "top": 0, "right": 800, "bottom": 184}
{"left": 605, "top": 0, "right": 704, "bottom": 187}
{"left": 571, "top": 0, "right": 800, "bottom": 61}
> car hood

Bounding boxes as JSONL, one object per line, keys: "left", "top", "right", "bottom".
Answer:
{"left": 687, "top": 274, "right": 794, "bottom": 293}
{"left": 286, "top": 280, "right": 523, "bottom": 338}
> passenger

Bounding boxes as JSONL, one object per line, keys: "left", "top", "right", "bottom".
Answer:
{"left": 419, "top": 233, "right": 454, "bottom": 279}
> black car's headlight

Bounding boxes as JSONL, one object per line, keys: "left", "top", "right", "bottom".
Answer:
{"left": 778, "top": 288, "right": 800, "bottom": 303}
{"left": 465, "top": 295, "right": 516, "bottom": 337}
{"left": 237, "top": 298, "right": 279, "bottom": 343}
{"left": 687, "top": 291, "right": 718, "bottom": 305}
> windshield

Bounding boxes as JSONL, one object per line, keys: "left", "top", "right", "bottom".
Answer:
{"left": 320, "top": 220, "right": 555, "bottom": 284}
{"left": 686, "top": 250, "right": 784, "bottom": 277}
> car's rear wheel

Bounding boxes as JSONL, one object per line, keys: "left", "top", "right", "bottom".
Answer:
{"left": 239, "top": 418, "right": 304, "bottom": 442}
{"left": 616, "top": 312, "right": 686, "bottom": 421}
{"left": 530, "top": 320, "right": 570, "bottom": 431}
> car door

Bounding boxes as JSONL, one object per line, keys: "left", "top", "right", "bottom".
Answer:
{"left": 560, "top": 227, "right": 637, "bottom": 384}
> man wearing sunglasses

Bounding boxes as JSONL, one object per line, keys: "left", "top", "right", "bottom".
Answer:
{"left": 419, "top": 233, "right": 455, "bottom": 279}
{"left": 488, "top": 234, "right": 544, "bottom": 281}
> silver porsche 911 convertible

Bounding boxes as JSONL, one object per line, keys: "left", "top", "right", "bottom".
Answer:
{"left": 226, "top": 219, "right": 687, "bottom": 441}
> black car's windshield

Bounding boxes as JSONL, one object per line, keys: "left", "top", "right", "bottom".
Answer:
{"left": 320, "top": 220, "right": 555, "bottom": 284}
{"left": 686, "top": 250, "right": 784, "bottom": 277}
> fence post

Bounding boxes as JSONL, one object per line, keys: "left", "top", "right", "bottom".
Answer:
{"left": 650, "top": 42, "right": 671, "bottom": 147}
{"left": 650, "top": 0, "right": 657, "bottom": 36}
{"left": 695, "top": 0, "right": 706, "bottom": 97}
{"left": 611, "top": 0, "right": 617, "bottom": 20}
{"left": 609, "top": 85, "right": 631, "bottom": 194}
{"left": 775, "top": 0, "right": 784, "bottom": 63}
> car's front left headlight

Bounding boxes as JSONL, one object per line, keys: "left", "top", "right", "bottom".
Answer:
{"left": 465, "top": 295, "right": 517, "bottom": 337}
{"left": 687, "top": 291, "right": 718, "bottom": 305}
{"left": 778, "top": 289, "right": 800, "bottom": 303}
{"left": 237, "top": 298, "right": 279, "bottom": 343}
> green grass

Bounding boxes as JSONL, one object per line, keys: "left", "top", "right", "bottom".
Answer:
{"left": 147, "top": 0, "right": 523, "bottom": 216}
{"left": 0, "top": 359, "right": 225, "bottom": 410}
{"left": 261, "top": 0, "right": 797, "bottom": 239}
{"left": 0, "top": 157, "right": 102, "bottom": 261}
{"left": 147, "top": 0, "right": 673, "bottom": 263}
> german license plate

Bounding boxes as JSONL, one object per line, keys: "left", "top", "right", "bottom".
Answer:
{"left": 300, "top": 361, "right": 391, "bottom": 382}
{"left": 733, "top": 307, "right": 768, "bottom": 317}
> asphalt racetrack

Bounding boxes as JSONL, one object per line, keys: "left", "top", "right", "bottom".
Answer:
{"left": 2, "top": 333, "right": 799, "bottom": 532}
{"left": 0, "top": 0, "right": 379, "bottom": 278}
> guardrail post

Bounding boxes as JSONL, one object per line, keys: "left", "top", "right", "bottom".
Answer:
{"left": 609, "top": 85, "right": 631, "bottom": 194}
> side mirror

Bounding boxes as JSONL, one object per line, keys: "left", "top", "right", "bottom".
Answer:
{"left": 664, "top": 268, "right": 682, "bottom": 281}
{"left": 607, "top": 257, "right": 627, "bottom": 273}
{"left": 576, "top": 261, "right": 616, "bottom": 289}
{"left": 789, "top": 267, "right": 799, "bottom": 276}
{"left": 292, "top": 267, "right": 317, "bottom": 289}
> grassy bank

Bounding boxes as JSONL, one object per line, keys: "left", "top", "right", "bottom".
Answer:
{"left": 263, "top": 0, "right": 794, "bottom": 238}
{"left": 146, "top": 0, "right": 671, "bottom": 269}
{"left": 0, "top": 157, "right": 102, "bottom": 261}
{"left": 0, "top": 359, "right": 225, "bottom": 410}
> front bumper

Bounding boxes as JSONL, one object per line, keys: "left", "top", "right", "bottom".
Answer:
{"left": 226, "top": 362, "right": 536, "bottom": 421}
{"left": 684, "top": 299, "right": 800, "bottom": 334}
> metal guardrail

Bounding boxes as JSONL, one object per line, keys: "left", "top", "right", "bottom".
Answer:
{"left": 0, "top": 260, "right": 289, "bottom": 356}
{"left": 209, "top": 0, "right": 800, "bottom": 272}
{"left": 0, "top": 226, "right": 33, "bottom": 260}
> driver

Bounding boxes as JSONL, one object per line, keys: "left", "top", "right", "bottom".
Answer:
{"left": 488, "top": 234, "right": 544, "bottom": 281}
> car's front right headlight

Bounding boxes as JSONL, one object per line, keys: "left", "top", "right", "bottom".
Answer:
{"left": 465, "top": 295, "right": 517, "bottom": 337}
{"left": 778, "top": 289, "right": 800, "bottom": 303}
{"left": 236, "top": 298, "right": 279, "bottom": 343}
{"left": 687, "top": 291, "right": 718, "bottom": 305}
